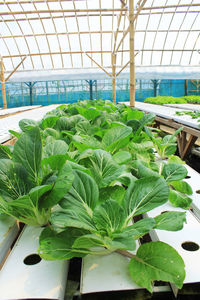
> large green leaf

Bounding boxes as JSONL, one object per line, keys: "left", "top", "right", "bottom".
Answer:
{"left": 50, "top": 209, "right": 96, "bottom": 231}
{"left": 139, "top": 113, "right": 155, "bottom": 127}
{"left": 102, "top": 126, "right": 132, "bottom": 154}
{"left": 0, "top": 159, "right": 32, "bottom": 199}
{"left": 99, "top": 185, "right": 126, "bottom": 204}
{"left": 38, "top": 227, "right": 89, "bottom": 260}
{"left": 72, "top": 135, "right": 101, "bottom": 152}
{"left": 41, "top": 115, "right": 59, "bottom": 129}
{"left": 56, "top": 115, "right": 86, "bottom": 131}
{"left": 131, "top": 160, "right": 159, "bottom": 179}
{"left": 42, "top": 155, "right": 68, "bottom": 171}
{"left": 0, "top": 145, "right": 12, "bottom": 159}
{"left": 113, "top": 218, "right": 155, "bottom": 240}
{"left": 29, "top": 184, "right": 52, "bottom": 207}
{"left": 43, "top": 128, "right": 60, "bottom": 139}
{"left": 1, "top": 193, "right": 50, "bottom": 226}
{"left": 170, "top": 180, "right": 193, "bottom": 195}
{"left": 126, "top": 109, "right": 144, "bottom": 120}
{"left": 129, "top": 241, "right": 185, "bottom": 292}
{"left": 93, "top": 199, "right": 126, "bottom": 236}
{"left": 154, "top": 211, "right": 186, "bottom": 231}
{"left": 9, "top": 130, "right": 22, "bottom": 139}
{"left": 113, "top": 151, "right": 132, "bottom": 165}
{"left": 81, "top": 149, "right": 124, "bottom": 188}
{"left": 126, "top": 119, "right": 140, "bottom": 133}
{"left": 75, "top": 120, "right": 95, "bottom": 135}
{"left": 83, "top": 107, "right": 101, "bottom": 121}
{"left": 169, "top": 189, "right": 192, "bottom": 209}
{"left": 72, "top": 234, "right": 106, "bottom": 249}
{"left": 40, "top": 164, "right": 74, "bottom": 208}
{"left": 161, "top": 163, "right": 188, "bottom": 182}
{"left": 124, "top": 177, "right": 169, "bottom": 219}
{"left": 13, "top": 127, "right": 42, "bottom": 184}
{"left": 19, "top": 119, "right": 38, "bottom": 132}
{"left": 60, "top": 170, "right": 99, "bottom": 215}
{"left": 44, "top": 140, "right": 69, "bottom": 157}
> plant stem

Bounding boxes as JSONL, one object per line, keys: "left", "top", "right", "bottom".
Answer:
{"left": 115, "top": 249, "right": 136, "bottom": 259}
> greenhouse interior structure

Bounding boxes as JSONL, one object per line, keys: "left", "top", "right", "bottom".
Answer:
{"left": 0, "top": 0, "right": 200, "bottom": 300}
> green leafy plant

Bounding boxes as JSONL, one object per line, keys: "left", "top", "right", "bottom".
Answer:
{"left": 144, "top": 96, "right": 186, "bottom": 105}
{"left": 145, "top": 126, "right": 183, "bottom": 159}
{"left": 2, "top": 99, "right": 191, "bottom": 293}
{"left": 176, "top": 110, "right": 200, "bottom": 127}
{"left": 131, "top": 159, "right": 193, "bottom": 209}
{"left": 38, "top": 169, "right": 186, "bottom": 292}
{"left": 0, "top": 127, "right": 74, "bottom": 226}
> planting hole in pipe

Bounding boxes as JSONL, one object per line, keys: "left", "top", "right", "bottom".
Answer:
{"left": 181, "top": 242, "right": 199, "bottom": 252}
{"left": 185, "top": 176, "right": 191, "bottom": 179}
{"left": 196, "top": 190, "right": 200, "bottom": 194}
{"left": 24, "top": 254, "right": 42, "bottom": 265}
{"left": 161, "top": 211, "right": 169, "bottom": 214}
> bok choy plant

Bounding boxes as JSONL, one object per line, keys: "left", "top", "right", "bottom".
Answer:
{"left": 0, "top": 127, "right": 74, "bottom": 226}
{"left": 38, "top": 168, "right": 186, "bottom": 292}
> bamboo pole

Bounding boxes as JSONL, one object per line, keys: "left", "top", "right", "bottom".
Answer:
{"left": 116, "top": 60, "right": 130, "bottom": 77}
{"left": 85, "top": 53, "right": 112, "bottom": 77}
{"left": 3, "top": 48, "right": 195, "bottom": 60}
{"left": 113, "top": 2, "right": 126, "bottom": 53}
{"left": 0, "top": 8, "right": 127, "bottom": 16}
{"left": 116, "top": 51, "right": 139, "bottom": 77}
{"left": 112, "top": 54, "right": 117, "bottom": 104}
{"left": 115, "top": 0, "right": 147, "bottom": 53}
{"left": 5, "top": 56, "right": 27, "bottom": 81}
{"left": 0, "top": 9, "right": 199, "bottom": 22}
{"left": 129, "top": 0, "right": 135, "bottom": 107}
{"left": 0, "top": 56, "right": 7, "bottom": 109}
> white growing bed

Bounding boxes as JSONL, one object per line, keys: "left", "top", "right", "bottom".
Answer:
{"left": 0, "top": 226, "right": 69, "bottom": 300}
{"left": 164, "top": 104, "right": 200, "bottom": 111}
{"left": 0, "top": 104, "right": 60, "bottom": 144}
{"left": 0, "top": 105, "right": 41, "bottom": 117}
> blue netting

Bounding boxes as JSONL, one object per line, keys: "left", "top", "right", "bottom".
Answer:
{"left": 0, "top": 79, "right": 198, "bottom": 108}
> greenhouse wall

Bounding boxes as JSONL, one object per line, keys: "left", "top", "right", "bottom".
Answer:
{"left": 0, "top": 79, "right": 191, "bottom": 108}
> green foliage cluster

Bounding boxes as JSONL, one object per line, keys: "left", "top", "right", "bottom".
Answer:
{"left": 145, "top": 95, "right": 200, "bottom": 105}
{"left": 176, "top": 110, "right": 200, "bottom": 126}
{"left": 144, "top": 96, "right": 187, "bottom": 105}
{"left": 182, "top": 95, "right": 200, "bottom": 103}
{"left": 0, "top": 99, "right": 193, "bottom": 292}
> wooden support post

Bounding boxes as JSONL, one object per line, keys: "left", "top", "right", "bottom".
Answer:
{"left": 0, "top": 56, "right": 7, "bottom": 109}
{"left": 112, "top": 54, "right": 116, "bottom": 104}
{"left": 129, "top": 0, "right": 135, "bottom": 107}
{"left": 181, "top": 135, "right": 198, "bottom": 160}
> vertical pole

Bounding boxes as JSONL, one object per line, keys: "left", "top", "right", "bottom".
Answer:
{"left": 64, "top": 83, "right": 67, "bottom": 103}
{"left": 21, "top": 83, "right": 24, "bottom": 106}
{"left": 112, "top": 53, "right": 116, "bottom": 104}
{"left": 129, "top": 0, "right": 135, "bottom": 107}
{"left": 0, "top": 56, "right": 7, "bottom": 109}
{"left": 57, "top": 81, "right": 60, "bottom": 102}
{"left": 95, "top": 80, "right": 97, "bottom": 99}
{"left": 153, "top": 80, "right": 158, "bottom": 97}
{"left": 46, "top": 81, "right": 49, "bottom": 104}
{"left": 29, "top": 82, "right": 33, "bottom": 106}
{"left": 89, "top": 80, "right": 93, "bottom": 100}
{"left": 184, "top": 80, "right": 188, "bottom": 96}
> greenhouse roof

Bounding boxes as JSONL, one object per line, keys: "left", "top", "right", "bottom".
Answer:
{"left": 0, "top": 0, "right": 200, "bottom": 81}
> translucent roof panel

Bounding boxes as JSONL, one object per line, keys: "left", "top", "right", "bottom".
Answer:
{"left": 0, "top": 0, "right": 199, "bottom": 81}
